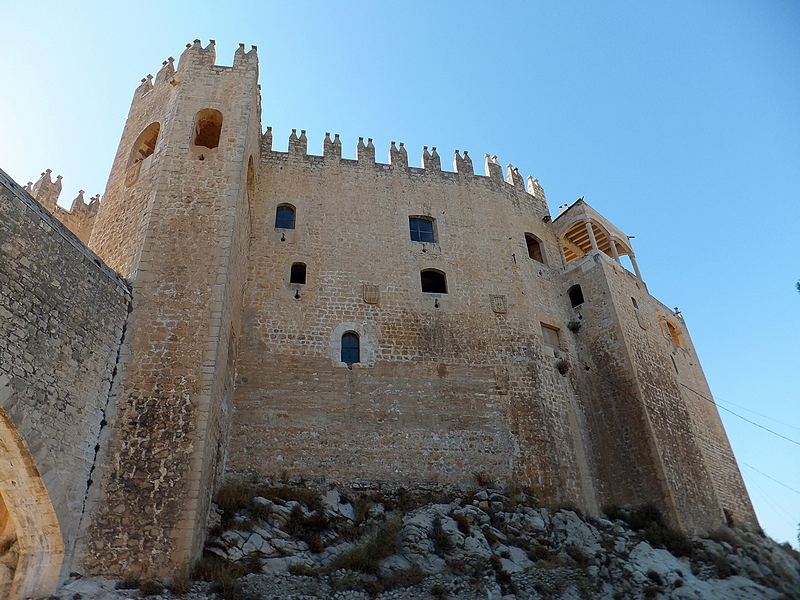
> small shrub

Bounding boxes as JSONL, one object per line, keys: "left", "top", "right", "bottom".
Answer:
{"left": 646, "top": 570, "right": 663, "bottom": 585}
{"left": 489, "top": 554, "right": 518, "bottom": 595}
{"left": 555, "top": 359, "right": 570, "bottom": 375}
{"left": 708, "top": 552, "right": 735, "bottom": 579}
{"left": 444, "top": 559, "right": 473, "bottom": 576}
{"left": 214, "top": 482, "right": 254, "bottom": 514}
{"left": 396, "top": 487, "right": 417, "bottom": 512}
{"left": 432, "top": 516, "right": 454, "bottom": 556}
{"left": 250, "top": 501, "right": 272, "bottom": 521}
{"left": 331, "top": 518, "right": 401, "bottom": 574}
{"left": 363, "top": 580, "right": 384, "bottom": 598}
{"left": 474, "top": 472, "right": 495, "bottom": 488}
{"left": 115, "top": 576, "right": 139, "bottom": 590}
{"left": 723, "top": 508, "right": 735, "bottom": 528}
{"left": 566, "top": 544, "right": 590, "bottom": 567}
{"left": 352, "top": 498, "right": 374, "bottom": 525}
{"left": 382, "top": 563, "right": 426, "bottom": 588}
{"left": 430, "top": 583, "right": 448, "bottom": 599}
{"left": 452, "top": 512, "right": 471, "bottom": 535}
{"left": 288, "top": 563, "right": 317, "bottom": 576}
{"left": 528, "top": 543, "right": 552, "bottom": 562}
{"left": 329, "top": 570, "right": 360, "bottom": 592}
{"left": 139, "top": 580, "right": 163, "bottom": 596}
{"left": 257, "top": 485, "right": 322, "bottom": 511}
{"left": 0, "top": 538, "right": 15, "bottom": 555}
{"left": 780, "top": 542, "right": 800, "bottom": 560}
{"left": 625, "top": 503, "right": 663, "bottom": 531}
{"left": 643, "top": 585, "right": 663, "bottom": 599}
{"left": 602, "top": 504, "right": 623, "bottom": 522}
{"left": 483, "top": 526, "right": 499, "bottom": 545}
{"left": 167, "top": 573, "right": 192, "bottom": 595}
{"left": 285, "top": 505, "right": 307, "bottom": 536}
{"left": 567, "top": 320, "right": 582, "bottom": 333}
{"left": 242, "top": 553, "right": 262, "bottom": 574}
{"left": 191, "top": 554, "right": 247, "bottom": 600}
{"left": 708, "top": 527, "right": 739, "bottom": 549}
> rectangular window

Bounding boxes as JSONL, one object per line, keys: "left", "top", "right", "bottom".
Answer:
{"left": 541, "top": 324, "right": 560, "bottom": 349}
{"left": 409, "top": 217, "right": 436, "bottom": 243}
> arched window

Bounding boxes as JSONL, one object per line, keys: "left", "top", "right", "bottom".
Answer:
{"left": 341, "top": 332, "right": 360, "bottom": 364}
{"left": 275, "top": 205, "right": 295, "bottom": 229}
{"left": 525, "top": 233, "right": 544, "bottom": 263}
{"left": 192, "top": 109, "right": 223, "bottom": 149}
{"left": 409, "top": 216, "right": 436, "bottom": 242}
{"left": 568, "top": 285, "right": 584, "bottom": 307}
{"left": 290, "top": 262, "right": 306, "bottom": 284}
{"left": 667, "top": 320, "right": 684, "bottom": 348}
{"left": 124, "top": 122, "right": 160, "bottom": 187}
{"left": 420, "top": 269, "right": 447, "bottom": 293}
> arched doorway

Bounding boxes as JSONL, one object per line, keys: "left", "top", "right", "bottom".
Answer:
{"left": 0, "top": 407, "right": 64, "bottom": 599}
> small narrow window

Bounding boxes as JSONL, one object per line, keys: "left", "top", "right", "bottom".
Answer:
{"left": 341, "top": 332, "right": 360, "bottom": 364}
{"left": 631, "top": 297, "right": 639, "bottom": 309}
{"left": 667, "top": 320, "right": 684, "bottom": 348}
{"left": 290, "top": 262, "right": 306, "bottom": 284}
{"left": 568, "top": 285, "right": 584, "bottom": 308}
{"left": 409, "top": 217, "right": 436, "bottom": 243}
{"left": 525, "top": 233, "right": 544, "bottom": 263}
{"left": 421, "top": 269, "right": 447, "bottom": 293}
{"left": 193, "top": 109, "right": 223, "bottom": 149}
{"left": 275, "top": 205, "right": 295, "bottom": 229}
{"left": 541, "top": 324, "right": 560, "bottom": 349}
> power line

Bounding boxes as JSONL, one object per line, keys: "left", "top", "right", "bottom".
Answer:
{"left": 739, "top": 460, "right": 800, "bottom": 497}
{"left": 582, "top": 361, "right": 800, "bottom": 500}
{"left": 679, "top": 383, "right": 800, "bottom": 448}
{"left": 745, "top": 478, "right": 798, "bottom": 531}
{"left": 713, "top": 396, "right": 800, "bottom": 433}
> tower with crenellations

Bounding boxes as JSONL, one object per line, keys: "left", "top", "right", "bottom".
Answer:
{"left": 0, "top": 40, "right": 757, "bottom": 594}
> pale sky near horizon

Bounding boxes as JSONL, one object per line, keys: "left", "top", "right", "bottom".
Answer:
{"left": 1, "top": 1, "right": 798, "bottom": 548}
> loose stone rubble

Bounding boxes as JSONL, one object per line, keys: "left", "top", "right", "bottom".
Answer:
{"left": 55, "top": 484, "right": 800, "bottom": 600}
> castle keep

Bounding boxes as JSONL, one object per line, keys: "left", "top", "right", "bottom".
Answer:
{"left": 0, "top": 40, "right": 756, "bottom": 596}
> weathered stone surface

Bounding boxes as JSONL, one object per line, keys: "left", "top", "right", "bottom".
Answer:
{"left": 0, "top": 168, "right": 130, "bottom": 596}
{"left": 3, "top": 39, "right": 760, "bottom": 589}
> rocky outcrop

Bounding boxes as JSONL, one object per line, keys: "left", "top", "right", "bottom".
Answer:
{"left": 55, "top": 483, "right": 800, "bottom": 600}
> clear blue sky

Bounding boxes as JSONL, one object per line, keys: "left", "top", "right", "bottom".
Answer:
{"left": 1, "top": 0, "right": 798, "bottom": 547}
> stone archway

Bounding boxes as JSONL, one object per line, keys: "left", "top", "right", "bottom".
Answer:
{"left": 0, "top": 407, "right": 64, "bottom": 600}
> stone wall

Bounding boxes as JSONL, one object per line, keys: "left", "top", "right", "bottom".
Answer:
{"left": 229, "top": 142, "right": 597, "bottom": 510}
{"left": 77, "top": 41, "right": 262, "bottom": 577}
{"left": 0, "top": 167, "right": 130, "bottom": 588}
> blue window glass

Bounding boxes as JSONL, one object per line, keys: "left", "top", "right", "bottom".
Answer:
{"left": 341, "top": 332, "right": 360, "bottom": 364}
{"left": 275, "top": 205, "right": 295, "bottom": 229}
{"left": 409, "top": 217, "right": 435, "bottom": 242}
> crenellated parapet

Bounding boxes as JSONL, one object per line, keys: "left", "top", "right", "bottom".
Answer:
{"left": 453, "top": 150, "right": 473, "bottom": 175}
{"left": 26, "top": 170, "right": 100, "bottom": 244}
{"left": 28, "top": 169, "right": 62, "bottom": 213}
{"left": 259, "top": 129, "right": 551, "bottom": 217}
{"left": 131, "top": 39, "right": 258, "bottom": 105}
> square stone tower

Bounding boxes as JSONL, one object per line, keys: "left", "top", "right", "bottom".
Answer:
{"left": 75, "top": 40, "right": 261, "bottom": 576}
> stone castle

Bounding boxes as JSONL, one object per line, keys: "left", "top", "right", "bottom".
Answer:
{"left": 0, "top": 40, "right": 757, "bottom": 598}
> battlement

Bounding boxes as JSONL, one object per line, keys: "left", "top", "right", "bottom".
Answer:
{"left": 261, "top": 128, "right": 549, "bottom": 212}
{"left": 133, "top": 40, "right": 258, "bottom": 101}
{"left": 24, "top": 170, "right": 100, "bottom": 244}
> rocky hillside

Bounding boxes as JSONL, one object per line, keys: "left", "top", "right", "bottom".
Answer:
{"left": 57, "top": 482, "right": 800, "bottom": 600}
